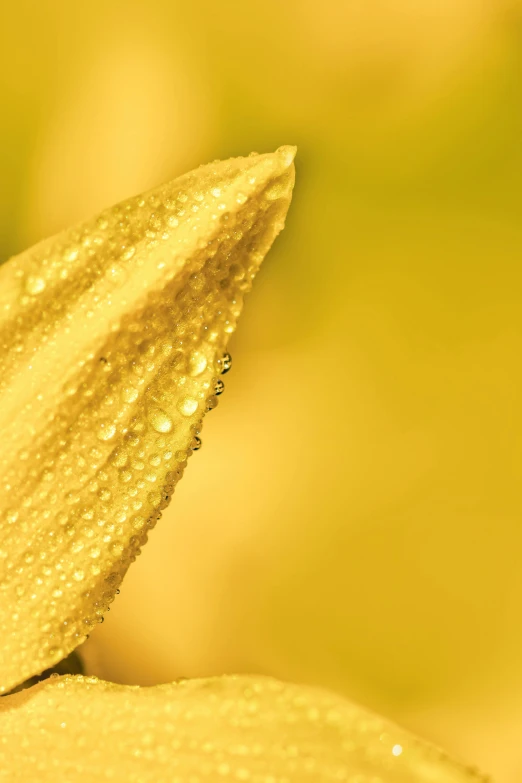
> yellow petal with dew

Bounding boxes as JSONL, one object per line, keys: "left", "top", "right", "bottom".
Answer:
{"left": 0, "top": 147, "right": 296, "bottom": 693}
{"left": 0, "top": 674, "right": 488, "bottom": 783}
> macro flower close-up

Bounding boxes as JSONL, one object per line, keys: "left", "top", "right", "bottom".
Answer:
{"left": 1, "top": 2, "right": 522, "bottom": 781}
{"left": 0, "top": 149, "right": 484, "bottom": 781}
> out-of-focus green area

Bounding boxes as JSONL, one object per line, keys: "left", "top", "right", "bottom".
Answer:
{"left": 2, "top": 2, "right": 522, "bottom": 780}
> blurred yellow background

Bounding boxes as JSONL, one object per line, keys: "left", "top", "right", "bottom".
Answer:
{"left": 1, "top": 1, "right": 522, "bottom": 780}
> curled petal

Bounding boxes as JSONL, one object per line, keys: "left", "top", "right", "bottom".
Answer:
{"left": 0, "top": 674, "right": 487, "bottom": 782}
{"left": 0, "top": 148, "right": 296, "bottom": 693}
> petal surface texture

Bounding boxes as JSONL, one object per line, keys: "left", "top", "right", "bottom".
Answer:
{"left": 0, "top": 674, "right": 486, "bottom": 783}
{"left": 0, "top": 147, "right": 296, "bottom": 693}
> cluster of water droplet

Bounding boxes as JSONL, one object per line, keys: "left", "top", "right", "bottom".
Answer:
{"left": 0, "top": 148, "right": 295, "bottom": 692}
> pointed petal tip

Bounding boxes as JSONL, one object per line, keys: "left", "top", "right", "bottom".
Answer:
{"left": 275, "top": 144, "right": 297, "bottom": 167}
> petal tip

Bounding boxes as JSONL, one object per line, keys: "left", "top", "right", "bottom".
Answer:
{"left": 275, "top": 144, "right": 297, "bottom": 167}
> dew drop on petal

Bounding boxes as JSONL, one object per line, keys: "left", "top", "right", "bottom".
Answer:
{"left": 25, "top": 276, "right": 46, "bottom": 295}
{"left": 147, "top": 491, "right": 162, "bottom": 507}
{"left": 96, "top": 421, "right": 116, "bottom": 441}
{"left": 188, "top": 351, "right": 207, "bottom": 377}
{"left": 121, "top": 386, "right": 139, "bottom": 404}
{"left": 6, "top": 510, "right": 18, "bottom": 525}
{"left": 177, "top": 396, "right": 198, "bottom": 417}
{"left": 109, "top": 448, "right": 128, "bottom": 467}
{"left": 218, "top": 352, "right": 232, "bottom": 375}
{"left": 147, "top": 408, "right": 173, "bottom": 433}
{"left": 206, "top": 395, "right": 218, "bottom": 412}
{"left": 120, "top": 245, "right": 135, "bottom": 261}
{"left": 64, "top": 247, "right": 79, "bottom": 261}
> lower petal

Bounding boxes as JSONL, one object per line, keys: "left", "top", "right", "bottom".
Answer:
{"left": 0, "top": 674, "right": 486, "bottom": 782}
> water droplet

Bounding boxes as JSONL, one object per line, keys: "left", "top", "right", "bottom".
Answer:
{"left": 215, "top": 380, "right": 225, "bottom": 395}
{"left": 177, "top": 396, "right": 198, "bottom": 417}
{"left": 25, "top": 276, "right": 46, "bottom": 295}
{"left": 120, "top": 245, "right": 135, "bottom": 261}
{"left": 206, "top": 395, "right": 218, "bottom": 411}
{"left": 97, "top": 421, "right": 116, "bottom": 441}
{"left": 265, "top": 180, "right": 285, "bottom": 201}
{"left": 218, "top": 352, "right": 232, "bottom": 374}
{"left": 6, "top": 509, "right": 18, "bottom": 525}
{"left": 188, "top": 351, "right": 207, "bottom": 376}
{"left": 73, "top": 570, "right": 85, "bottom": 582}
{"left": 107, "top": 264, "right": 128, "bottom": 286}
{"left": 191, "top": 436, "right": 202, "bottom": 451}
{"left": 148, "top": 407, "right": 173, "bottom": 433}
{"left": 109, "top": 447, "right": 128, "bottom": 467}
{"left": 148, "top": 491, "right": 162, "bottom": 507}
{"left": 121, "top": 386, "right": 139, "bottom": 403}
{"left": 132, "top": 515, "right": 146, "bottom": 530}
{"left": 64, "top": 247, "right": 79, "bottom": 262}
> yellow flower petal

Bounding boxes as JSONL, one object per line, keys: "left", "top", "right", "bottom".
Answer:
{"left": 0, "top": 147, "right": 296, "bottom": 693}
{"left": 0, "top": 674, "right": 486, "bottom": 782}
